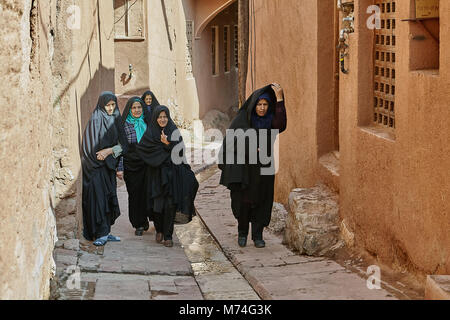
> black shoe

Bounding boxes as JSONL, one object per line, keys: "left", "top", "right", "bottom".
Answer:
{"left": 143, "top": 222, "right": 150, "bottom": 232}
{"left": 254, "top": 240, "right": 266, "bottom": 248}
{"left": 135, "top": 228, "right": 144, "bottom": 236}
{"left": 238, "top": 236, "right": 247, "bottom": 247}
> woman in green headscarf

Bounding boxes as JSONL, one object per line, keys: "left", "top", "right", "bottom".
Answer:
{"left": 117, "top": 97, "right": 152, "bottom": 236}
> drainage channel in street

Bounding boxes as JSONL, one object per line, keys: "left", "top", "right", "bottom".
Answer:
{"left": 175, "top": 166, "right": 261, "bottom": 300}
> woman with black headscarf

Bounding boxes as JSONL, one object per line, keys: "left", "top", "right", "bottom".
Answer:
{"left": 81, "top": 91, "right": 129, "bottom": 246}
{"left": 137, "top": 106, "right": 199, "bottom": 247}
{"left": 141, "top": 90, "right": 160, "bottom": 118}
{"left": 117, "top": 97, "right": 152, "bottom": 236}
{"left": 219, "top": 83, "right": 287, "bottom": 248}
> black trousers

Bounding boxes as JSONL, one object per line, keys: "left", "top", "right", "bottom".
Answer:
{"left": 230, "top": 174, "right": 275, "bottom": 241}
{"left": 237, "top": 203, "right": 265, "bottom": 240}
{"left": 153, "top": 197, "right": 176, "bottom": 241}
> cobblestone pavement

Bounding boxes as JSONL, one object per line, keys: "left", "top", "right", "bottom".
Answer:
{"left": 52, "top": 148, "right": 258, "bottom": 300}
{"left": 194, "top": 168, "right": 399, "bottom": 300}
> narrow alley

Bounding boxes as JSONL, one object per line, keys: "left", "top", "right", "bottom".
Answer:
{"left": 52, "top": 157, "right": 421, "bottom": 301}
{"left": 1, "top": 0, "right": 448, "bottom": 304}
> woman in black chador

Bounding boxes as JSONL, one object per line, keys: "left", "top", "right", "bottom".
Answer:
{"left": 82, "top": 92, "right": 129, "bottom": 246}
{"left": 117, "top": 97, "right": 152, "bottom": 236}
{"left": 141, "top": 90, "right": 160, "bottom": 118}
{"left": 137, "top": 106, "right": 199, "bottom": 247}
{"left": 219, "top": 83, "right": 287, "bottom": 248}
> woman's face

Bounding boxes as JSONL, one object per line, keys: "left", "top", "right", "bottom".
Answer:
{"left": 157, "top": 111, "right": 168, "bottom": 128}
{"left": 255, "top": 99, "right": 269, "bottom": 117}
{"left": 105, "top": 100, "right": 116, "bottom": 116}
{"left": 144, "top": 94, "right": 153, "bottom": 106}
{"left": 130, "top": 101, "right": 143, "bottom": 118}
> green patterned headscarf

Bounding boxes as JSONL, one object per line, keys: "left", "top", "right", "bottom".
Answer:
{"left": 125, "top": 98, "right": 147, "bottom": 143}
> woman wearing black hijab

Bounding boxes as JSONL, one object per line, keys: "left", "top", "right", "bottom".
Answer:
{"left": 81, "top": 91, "right": 129, "bottom": 246}
{"left": 219, "top": 83, "right": 287, "bottom": 248}
{"left": 137, "top": 106, "right": 199, "bottom": 247}
{"left": 117, "top": 97, "right": 152, "bottom": 236}
{"left": 141, "top": 91, "right": 160, "bottom": 118}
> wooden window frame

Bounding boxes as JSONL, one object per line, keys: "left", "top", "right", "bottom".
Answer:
{"left": 114, "top": 0, "right": 146, "bottom": 41}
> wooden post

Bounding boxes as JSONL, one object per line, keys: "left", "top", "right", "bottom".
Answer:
{"left": 238, "top": 0, "right": 249, "bottom": 108}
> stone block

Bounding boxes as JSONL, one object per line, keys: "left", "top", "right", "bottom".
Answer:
{"left": 284, "top": 184, "right": 340, "bottom": 256}
{"left": 267, "top": 202, "right": 288, "bottom": 234}
{"left": 63, "top": 239, "right": 80, "bottom": 251}
{"left": 340, "top": 219, "right": 355, "bottom": 248}
{"left": 425, "top": 275, "right": 450, "bottom": 300}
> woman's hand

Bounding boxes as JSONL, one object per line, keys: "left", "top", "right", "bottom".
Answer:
{"left": 271, "top": 83, "right": 284, "bottom": 102}
{"left": 96, "top": 148, "right": 113, "bottom": 161}
{"left": 161, "top": 130, "right": 170, "bottom": 146}
{"left": 116, "top": 171, "right": 124, "bottom": 180}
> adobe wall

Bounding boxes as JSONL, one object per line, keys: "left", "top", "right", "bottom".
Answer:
{"left": 0, "top": 0, "right": 115, "bottom": 299}
{"left": 114, "top": 0, "right": 150, "bottom": 97}
{"left": 245, "top": 0, "right": 336, "bottom": 202}
{"left": 248, "top": 0, "right": 449, "bottom": 277}
{"left": 0, "top": 0, "right": 57, "bottom": 300}
{"left": 144, "top": 0, "right": 237, "bottom": 126}
{"left": 195, "top": 0, "right": 238, "bottom": 119}
{"left": 339, "top": 0, "right": 449, "bottom": 276}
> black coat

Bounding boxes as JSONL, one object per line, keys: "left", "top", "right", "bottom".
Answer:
{"left": 81, "top": 92, "right": 129, "bottom": 240}
{"left": 141, "top": 91, "right": 160, "bottom": 120}
{"left": 218, "top": 85, "right": 285, "bottom": 225}
{"left": 136, "top": 106, "right": 198, "bottom": 223}
{"left": 121, "top": 97, "right": 152, "bottom": 228}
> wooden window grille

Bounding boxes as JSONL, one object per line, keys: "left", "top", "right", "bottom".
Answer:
{"left": 374, "top": 0, "right": 396, "bottom": 129}
{"left": 114, "top": 0, "right": 144, "bottom": 39}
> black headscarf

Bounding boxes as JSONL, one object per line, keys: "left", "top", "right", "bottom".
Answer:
{"left": 141, "top": 90, "right": 160, "bottom": 117}
{"left": 136, "top": 105, "right": 181, "bottom": 168}
{"left": 82, "top": 91, "right": 129, "bottom": 177}
{"left": 81, "top": 92, "right": 128, "bottom": 240}
{"left": 218, "top": 85, "right": 277, "bottom": 191}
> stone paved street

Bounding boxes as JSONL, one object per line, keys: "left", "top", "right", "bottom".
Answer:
{"left": 53, "top": 157, "right": 416, "bottom": 300}
{"left": 53, "top": 150, "right": 259, "bottom": 300}
{"left": 194, "top": 169, "right": 400, "bottom": 300}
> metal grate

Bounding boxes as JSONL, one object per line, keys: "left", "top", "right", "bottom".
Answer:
{"left": 374, "top": 0, "right": 396, "bottom": 129}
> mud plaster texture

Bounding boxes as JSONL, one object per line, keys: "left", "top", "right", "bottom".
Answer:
{"left": 246, "top": 0, "right": 450, "bottom": 280}
{"left": 0, "top": 0, "right": 116, "bottom": 299}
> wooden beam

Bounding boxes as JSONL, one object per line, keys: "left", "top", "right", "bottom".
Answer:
{"left": 238, "top": 0, "right": 249, "bottom": 108}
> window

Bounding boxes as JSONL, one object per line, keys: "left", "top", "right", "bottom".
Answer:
{"left": 373, "top": 0, "right": 396, "bottom": 129}
{"left": 224, "top": 26, "right": 231, "bottom": 73}
{"left": 212, "top": 26, "right": 219, "bottom": 75}
{"left": 114, "top": 0, "right": 144, "bottom": 39}
{"left": 408, "top": 0, "right": 440, "bottom": 71}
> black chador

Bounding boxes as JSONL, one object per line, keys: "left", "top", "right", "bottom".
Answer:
{"left": 219, "top": 85, "right": 287, "bottom": 247}
{"left": 81, "top": 92, "right": 128, "bottom": 242}
{"left": 141, "top": 90, "right": 160, "bottom": 118}
{"left": 136, "top": 106, "right": 199, "bottom": 246}
{"left": 119, "top": 97, "right": 152, "bottom": 235}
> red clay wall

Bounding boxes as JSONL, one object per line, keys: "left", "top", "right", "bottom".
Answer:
{"left": 245, "top": 0, "right": 336, "bottom": 202}
{"left": 338, "top": 0, "right": 449, "bottom": 275}
{"left": 248, "top": 0, "right": 449, "bottom": 276}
